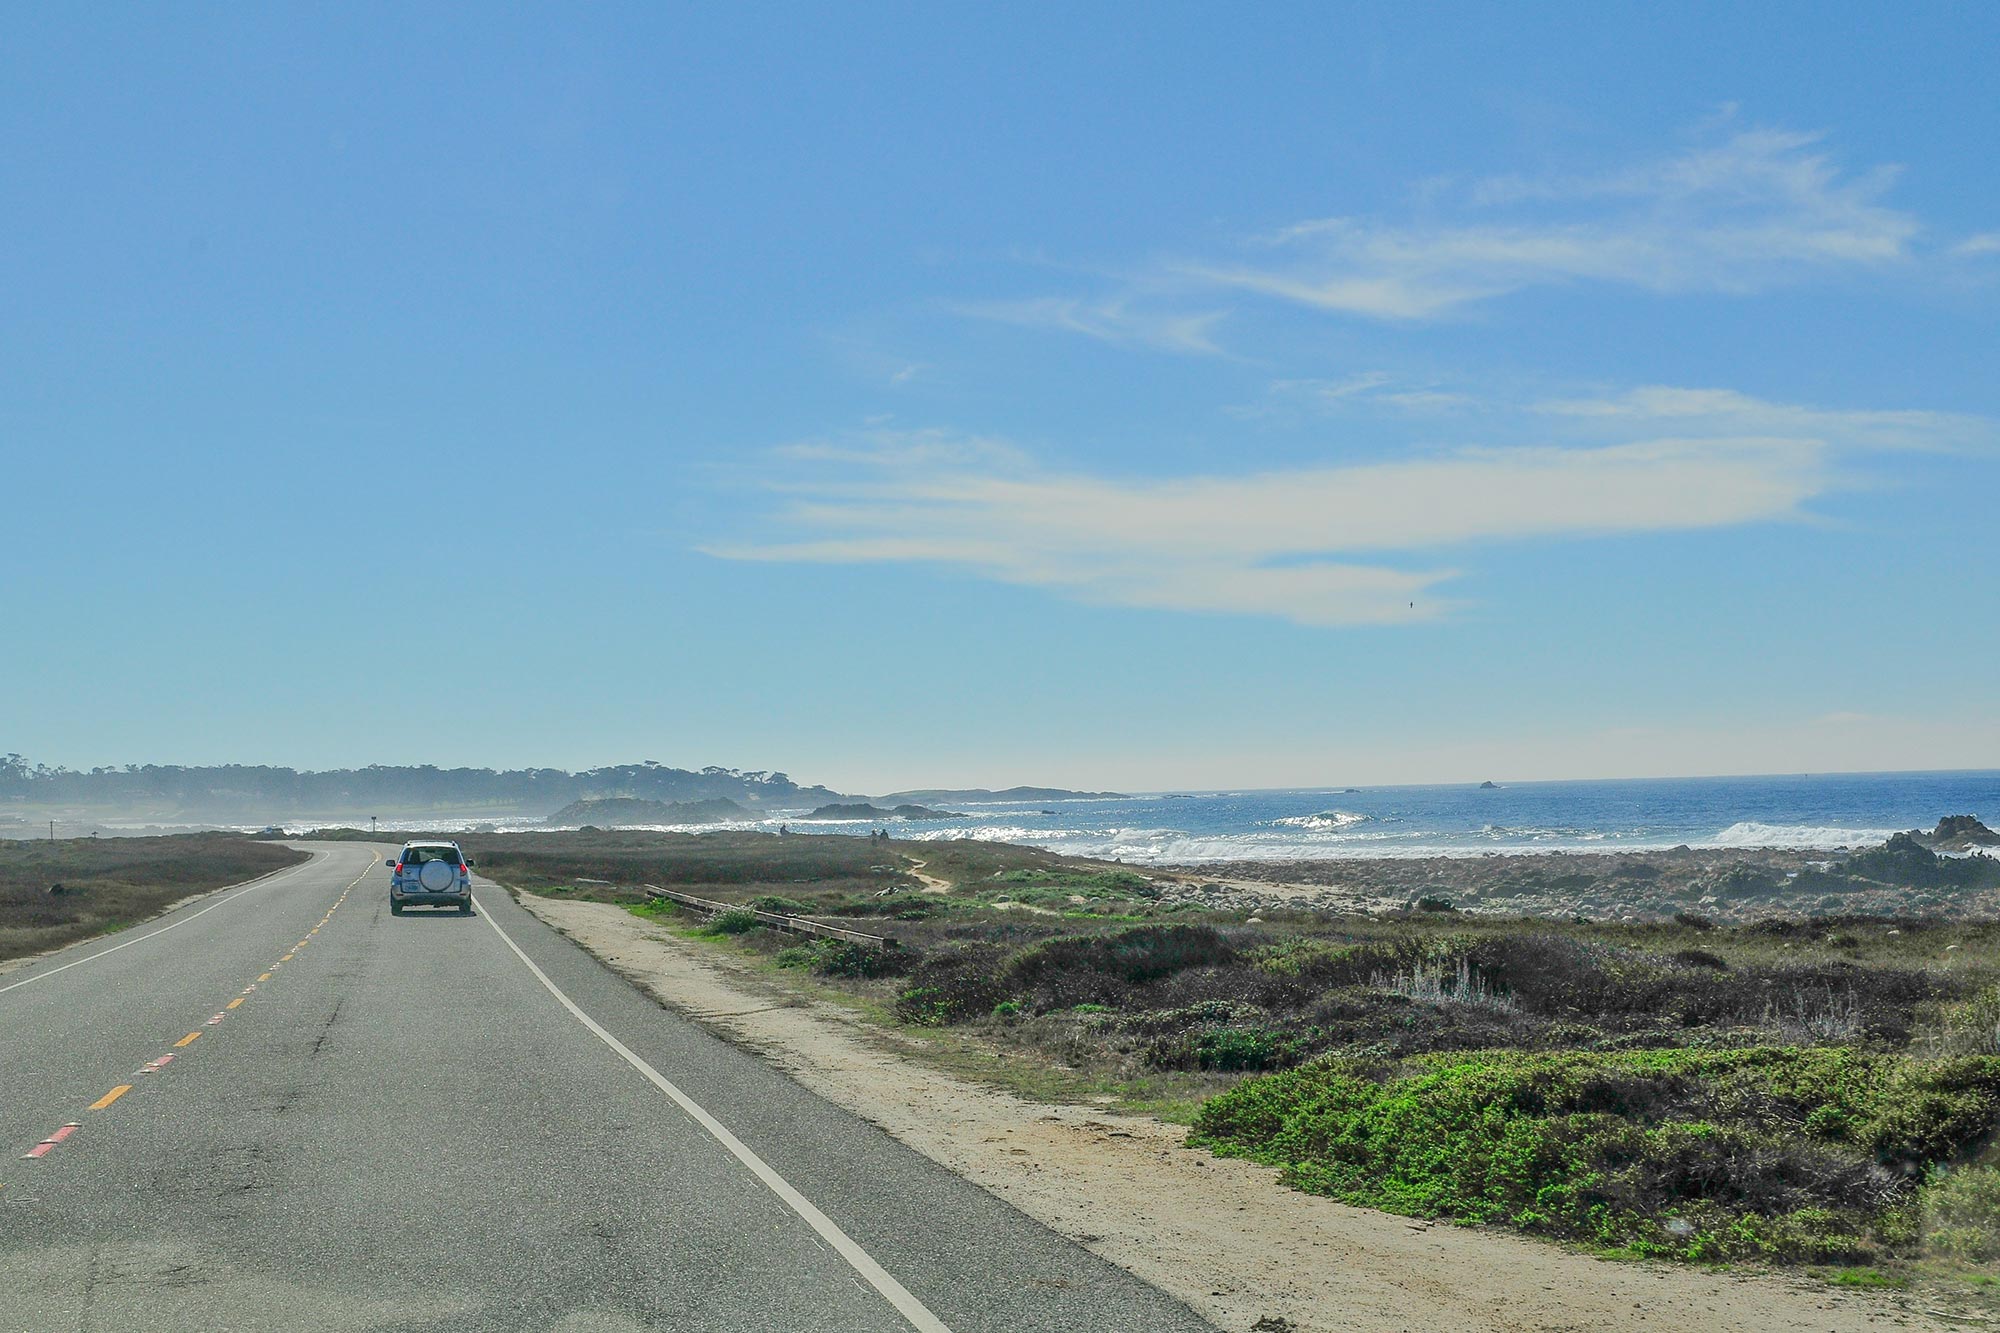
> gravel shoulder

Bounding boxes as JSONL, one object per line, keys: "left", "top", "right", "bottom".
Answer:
{"left": 517, "top": 890, "right": 1958, "bottom": 1333}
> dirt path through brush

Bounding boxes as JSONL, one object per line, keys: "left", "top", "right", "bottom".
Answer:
{"left": 518, "top": 892, "right": 1960, "bottom": 1333}
{"left": 902, "top": 856, "right": 953, "bottom": 895}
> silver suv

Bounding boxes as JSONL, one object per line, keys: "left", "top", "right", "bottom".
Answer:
{"left": 386, "top": 841, "right": 473, "bottom": 915}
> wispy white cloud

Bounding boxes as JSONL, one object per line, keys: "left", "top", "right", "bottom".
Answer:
{"left": 772, "top": 427, "right": 1030, "bottom": 471}
{"left": 1239, "top": 373, "right": 1476, "bottom": 422}
{"left": 700, "top": 381, "right": 1976, "bottom": 626}
{"left": 1955, "top": 232, "right": 2000, "bottom": 256}
{"left": 713, "top": 383, "right": 1994, "bottom": 626}
{"left": 1273, "top": 371, "right": 1394, "bottom": 402}
{"left": 1245, "top": 374, "right": 1991, "bottom": 450}
{"left": 1534, "top": 385, "right": 1990, "bottom": 452}
{"left": 1189, "top": 130, "right": 1919, "bottom": 319}
{"left": 953, "top": 296, "right": 1226, "bottom": 354}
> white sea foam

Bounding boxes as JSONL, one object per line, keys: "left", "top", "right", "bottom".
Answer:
{"left": 1704, "top": 821, "right": 1902, "bottom": 849}
{"left": 1268, "top": 810, "right": 1372, "bottom": 831}
{"left": 1476, "top": 824, "right": 1610, "bottom": 842}
{"left": 903, "top": 822, "right": 1597, "bottom": 863}
{"left": 215, "top": 790, "right": 1948, "bottom": 867}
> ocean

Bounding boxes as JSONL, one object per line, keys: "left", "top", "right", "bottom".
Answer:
{"left": 532, "top": 769, "right": 2000, "bottom": 865}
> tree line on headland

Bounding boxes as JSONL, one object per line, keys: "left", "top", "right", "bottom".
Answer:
{"left": 0, "top": 755, "right": 846, "bottom": 818}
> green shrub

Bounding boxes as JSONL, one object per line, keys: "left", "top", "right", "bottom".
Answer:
{"left": 1460, "top": 934, "right": 1941, "bottom": 1040}
{"left": 1189, "top": 1047, "right": 2000, "bottom": 1264}
{"left": 822, "top": 893, "right": 943, "bottom": 920}
{"left": 1253, "top": 937, "right": 1433, "bottom": 986}
{"left": 771, "top": 937, "right": 908, "bottom": 978}
{"left": 1930, "top": 985, "right": 2000, "bottom": 1058}
{"left": 1195, "top": 1027, "right": 1290, "bottom": 1071}
{"left": 1923, "top": 1165, "right": 2000, "bottom": 1263}
{"left": 994, "top": 868, "right": 1156, "bottom": 898}
{"left": 811, "top": 939, "right": 908, "bottom": 979}
{"left": 703, "top": 908, "right": 761, "bottom": 935}
{"left": 895, "top": 945, "right": 1007, "bottom": 1025}
{"left": 1004, "top": 923, "right": 1238, "bottom": 1009}
{"left": 992, "top": 999, "right": 1022, "bottom": 1019}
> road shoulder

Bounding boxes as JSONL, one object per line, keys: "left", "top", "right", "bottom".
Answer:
{"left": 0, "top": 844, "right": 323, "bottom": 981}
{"left": 515, "top": 890, "right": 1950, "bottom": 1333}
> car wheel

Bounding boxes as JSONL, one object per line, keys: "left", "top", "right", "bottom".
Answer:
{"left": 458, "top": 902, "right": 472, "bottom": 915}
{"left": 390, "top": 901, "right": 404, "bottom": 916}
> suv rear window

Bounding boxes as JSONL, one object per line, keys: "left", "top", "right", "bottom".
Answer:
{"left": 402, "top": 846, "right": 461, "bottom": 865}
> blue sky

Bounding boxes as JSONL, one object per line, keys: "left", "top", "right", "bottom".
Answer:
{"left": 5, "top": 3, "right": 1997, "bottom": 793}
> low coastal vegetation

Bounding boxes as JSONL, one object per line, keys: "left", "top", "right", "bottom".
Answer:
{"left": 1191, "top": 1047, "right": 1999, "bottom": 1264}
{"left": 446, "top": 827, "right": 1998, "bottom": 1279}
{"left": 0, "top": 833, "right": 308, "bottom": 961}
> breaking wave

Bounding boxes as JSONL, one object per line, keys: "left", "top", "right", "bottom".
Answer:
{"left": 1267, "top": 810, "right": 1372, "bottom": 831}
{"left": 1705, "top": 821, "right": 1901, "bottom": 849}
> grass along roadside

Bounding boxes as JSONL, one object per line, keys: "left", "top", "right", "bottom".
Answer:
{"left": 707, "top": 892, "right": 2000, "bottom": 1284}
{"left": 507, "top": 881, "right": 1994, "bottom": 1332}
{"left": 621, "top": 892, "right": 1226, "bottom": 1121}
{"left": 481, "top": 830, "right": 1997, "bottom": 1299}
{"left": 0, "top": 833, "right": 310, "bottom": 964}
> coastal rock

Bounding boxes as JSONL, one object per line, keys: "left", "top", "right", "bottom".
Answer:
{"left": 1843, "top": 831, "right": 1939, "bottom": 880}
{"left": 807, "top": 802, "right": 964, "bottom": 821}
{"left": 1700, "top": 864, "right": 1782, "bottom": 900}
{"left": 1931, "top": 814, "right": 2000, "bottom": 850}
{"left": 878, "top": 786, "right": 1125, "bottom": 804}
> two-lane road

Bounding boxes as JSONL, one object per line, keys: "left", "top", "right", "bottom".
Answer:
{"left": 0, "top": 843, "right": 1217, "bottom": 1332}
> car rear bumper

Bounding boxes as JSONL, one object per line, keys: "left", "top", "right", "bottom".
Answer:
{"left": 391, "top": 889, "right": 469, "bottom": 906}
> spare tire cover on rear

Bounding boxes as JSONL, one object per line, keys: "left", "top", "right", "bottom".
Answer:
{"left": 418, "top": 860, "right": 457, "bottom": 891}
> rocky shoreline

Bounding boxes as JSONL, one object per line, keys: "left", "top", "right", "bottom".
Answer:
{"left": 1159, "top": 818, "right": 2000, "bottom": 922}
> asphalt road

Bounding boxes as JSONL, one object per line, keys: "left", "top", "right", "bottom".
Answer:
{"left": 0, "top": 842, "right": 1218, "bottom": 1333}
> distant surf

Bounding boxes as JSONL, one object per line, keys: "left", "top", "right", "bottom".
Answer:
{"left": 1267, "top": 810, "right": 1372, "bottom": 831}
{"left": 224, "top": 770, "right": 2000, "bottom": 866}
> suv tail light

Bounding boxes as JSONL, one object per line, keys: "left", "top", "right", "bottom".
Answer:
{"left": 393, "top": 863, "right": 403, "bottom": 874}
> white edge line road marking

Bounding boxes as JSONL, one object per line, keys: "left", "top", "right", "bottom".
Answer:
{"left": 474, "top": 890, "right": 956, "bottom": 1333}
{"left": 0, "top": 848, "right": 362, "bottom": 997}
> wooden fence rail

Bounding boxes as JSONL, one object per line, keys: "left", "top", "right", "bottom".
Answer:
{"left": 641, "top": 885, "right": 899, "bottom": 950}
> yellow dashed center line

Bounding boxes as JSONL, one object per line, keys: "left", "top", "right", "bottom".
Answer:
{"left": 9, "top": 856, "right": 375, "bottom": 1169}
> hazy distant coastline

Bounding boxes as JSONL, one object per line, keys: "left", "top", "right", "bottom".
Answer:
{"left": 7, "top": 760, "right": 1996, "bottom": 872}
{"left": 0, "top": 755, "right": 1122, "bottom": 834}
